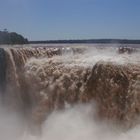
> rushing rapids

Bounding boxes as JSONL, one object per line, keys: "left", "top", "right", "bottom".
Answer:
{"left": 0, "top": 45, "right": 140, "bottom": 130}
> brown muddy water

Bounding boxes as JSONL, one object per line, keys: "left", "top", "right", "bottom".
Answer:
{"left": 0, "top": 44, "right": 140, "bottom": 140}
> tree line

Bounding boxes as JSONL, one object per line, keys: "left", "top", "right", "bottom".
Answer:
{"left": 30, "top": 39, "right": 140, "bottom": 44}
{"left": 0, "top": 30, "right": 28, "bottom": 44}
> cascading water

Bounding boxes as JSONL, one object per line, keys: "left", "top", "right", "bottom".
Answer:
{"left": 0, "top": 45, "right": 140, "bottom": 140}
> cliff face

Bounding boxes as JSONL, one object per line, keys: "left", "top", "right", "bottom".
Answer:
{"left": 0, "top": 48, "right": 6, "bottom": 97}
{"left": 0, "top": 31, "right": 28, "bottom": 44}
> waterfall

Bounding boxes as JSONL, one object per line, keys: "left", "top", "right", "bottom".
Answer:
{"left": 0, "top": 46, "right": 139, "bottom": 129}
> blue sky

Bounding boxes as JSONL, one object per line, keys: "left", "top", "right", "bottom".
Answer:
{"left": 0, "top": 0, "right": 140, "bottom": 40}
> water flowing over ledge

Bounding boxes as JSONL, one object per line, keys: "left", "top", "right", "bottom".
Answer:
{"left": 0, "top": 45, "right": 140, "bottom": 133}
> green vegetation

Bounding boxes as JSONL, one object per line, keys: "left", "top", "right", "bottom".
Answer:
{"left": 0, "top": 30, "right": 28, "bottom": 44}
{"left": 30, "top": 39, "right": 140, "bottom": 44}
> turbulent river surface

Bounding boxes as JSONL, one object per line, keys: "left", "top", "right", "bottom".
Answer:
{"left": 0, "top": 44, "right": 140, "bottom": 140}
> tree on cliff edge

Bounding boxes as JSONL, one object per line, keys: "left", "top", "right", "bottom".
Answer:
{"left": 0, "top": 30, "right": 28, "bottom": 44}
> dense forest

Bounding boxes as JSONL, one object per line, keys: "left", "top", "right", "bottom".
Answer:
{"left": 0, "top": 30, "right": 28, "bottom": 44}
